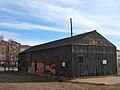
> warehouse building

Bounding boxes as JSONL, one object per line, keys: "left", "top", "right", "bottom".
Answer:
{"left": 18, "top": 30, "right": 117, "bottom": 77}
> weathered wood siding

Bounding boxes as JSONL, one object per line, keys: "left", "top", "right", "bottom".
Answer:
{"left": 19, "top": 45, "right": 73, "bottom": 77}
{"left": 72, "top": 45, "right": 117, "bottom": 77}
{"left": 19, "top": 31, "right": 117, "bottom": 77}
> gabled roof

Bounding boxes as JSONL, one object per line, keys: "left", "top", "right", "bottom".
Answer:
{"left": 21, "top": 30, "right": 115, "bottom": 53}
{"left": 21, "top": 45, "right": 31, "bottom": 49}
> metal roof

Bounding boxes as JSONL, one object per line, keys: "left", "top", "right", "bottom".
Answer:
{"left": 21, "top": 30, "right": 115, "bottom": 53}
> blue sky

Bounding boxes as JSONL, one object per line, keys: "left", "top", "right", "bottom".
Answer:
{"left": 0, "top": 0, "right": 120, "bottom": 49}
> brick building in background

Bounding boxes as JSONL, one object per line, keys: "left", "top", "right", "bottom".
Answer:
{"left": 0, "top": 39, "right": 9, "bottom": 64}
{"left": 20, "top": 45, "right": 31, "bottom": 52}
{"left": 0, "top": 39, "right": 21, "bottom": 71}
{"left": 117, "top": 50, "right": 120, "bottom": 66}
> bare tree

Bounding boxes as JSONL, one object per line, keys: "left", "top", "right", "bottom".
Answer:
{"left": 8, "top": 38, "right": 14, "bottom": 42}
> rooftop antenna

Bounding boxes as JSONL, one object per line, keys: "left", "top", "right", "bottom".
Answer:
{"left": 70, "top": 18, "right": 73, "bottom": 37}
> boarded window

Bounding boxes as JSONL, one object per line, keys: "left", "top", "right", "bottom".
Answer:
{"left": 78, "top": 55, "right": 84, "bottom": 63}
{"left": 62, "top": 62, "right": 66, "bottom": 67}
{"left": 103, "top": 60, "right": 107, "bottom": 64}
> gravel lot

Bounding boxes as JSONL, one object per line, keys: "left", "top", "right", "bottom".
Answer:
{"left": 70, "top": 76, "right": 120, "bottom": 85}
{"left": 0, "top": 72, "right": 119, "bottom": 90}
{"left": 0, "top": 67, "right": 119, "bottom": 90}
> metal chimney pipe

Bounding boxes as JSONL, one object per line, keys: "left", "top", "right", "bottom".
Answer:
{"left": 70, "top": 18, "right": 73, "bottom": 37}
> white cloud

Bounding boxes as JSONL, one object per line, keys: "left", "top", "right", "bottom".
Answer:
{"left": 0, "top": 22, "right": 68, "bottom": 32}
{"left": 1, "top": 0, "right": 119, "bottom": 31}
{"left": 0, "top": 30, "right": 17, "bottom": 36}
{"left": 16, "top": 38, "right": 46, "bottom": 46}
{"left": 0, "top": 30, "right": 19, "bottom": 42}
{"left": 1, "top": 0, "right": 120, "bottom": 48}
{"left": 0, "top": 30, "right": 47, "bottom": 46}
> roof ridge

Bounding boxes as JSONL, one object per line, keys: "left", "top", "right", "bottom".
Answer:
{"left": 21, "top": 30, "right": 98, "bottom": 53}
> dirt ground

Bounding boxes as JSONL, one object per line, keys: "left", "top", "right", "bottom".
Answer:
{"left": 118, "top": 66, "right": 120, "bottom": 75}
{"left": 70, "top": 76, "right": 120, "bottom": 85}
{"left": 0, "top": 67, "right": 120, "bottom": 90}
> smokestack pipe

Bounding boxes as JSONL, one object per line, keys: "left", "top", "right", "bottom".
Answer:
{"left": 70, "top": 18, "right": 73, "bottom": 37}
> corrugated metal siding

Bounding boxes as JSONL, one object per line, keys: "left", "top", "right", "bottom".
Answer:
{"left": 72, "top": 45, "right": 117, "bottom": 77}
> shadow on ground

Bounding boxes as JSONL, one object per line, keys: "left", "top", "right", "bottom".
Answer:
{"left": 0, "top": 71, "right": 59, "bottom": 83}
